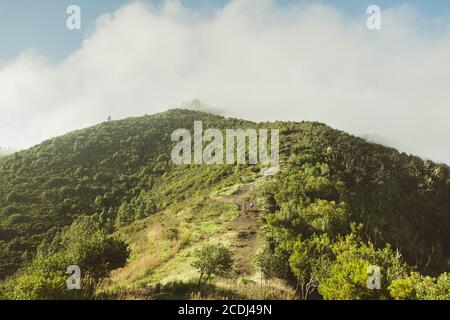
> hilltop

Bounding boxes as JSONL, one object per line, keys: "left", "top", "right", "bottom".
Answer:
{"left": 0, "top": 109, "right": 449, "bottom": 300}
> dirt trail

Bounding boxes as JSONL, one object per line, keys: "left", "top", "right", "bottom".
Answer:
{"left": 213, "top": 181, "right": 262, "bottom": 276}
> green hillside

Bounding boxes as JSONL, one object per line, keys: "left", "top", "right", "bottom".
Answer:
{"left": 0, "top": 109, "right": 449, "bottom": 300}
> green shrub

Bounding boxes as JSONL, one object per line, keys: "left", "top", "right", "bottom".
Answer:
{"left": 2, "top": 217, "right": 129, "bottom": 300}
{"left": 191, "top": 244, "right": 233, "bottom": 289}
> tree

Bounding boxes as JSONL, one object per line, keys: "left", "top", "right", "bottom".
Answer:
{"left": 319, "top": 254, "right": 370, "bottom": 300}
{"left": 418, "top": 272, "right": 450, "bottom": 300}
{"left": 2, "top": 252, "right": 71, "bottom": 300}
{"left": 191, "top": 244, "right": 232, "bottom": 289}
{"left": 389, "top": 272, "right": 450, "bottom": 300}
{"left": 388, "top": 272, "right": 423, "bottom": 300}
{"left": 318, "top": 233, "right": 408, "bottom": 300}
{"left": 2, "top": 216, "right": 130, "bottom": 299}
{"left": 255, "top": 246, "right": 291, "bottom": 281}
{"left": 293, "top": 200, "right": 349, "bottom": 238}
{"left": 289, "top": 234, "right": 331, "bottom": 299}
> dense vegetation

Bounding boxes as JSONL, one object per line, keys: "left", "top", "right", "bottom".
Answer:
{"left": 1, "top": 215, "right": 129, "bottom": 299}
{"left": 0, "top": 109, "right": 255, "bottom": 280}
{"left": 256, "top": 120, "right": 449, "bottom": 299}
{"left": 0, "top": 109, "right": 448, "bottom": 299}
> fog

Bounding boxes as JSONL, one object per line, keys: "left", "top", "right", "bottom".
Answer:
{"left": 1, "top": 0, "right": 449, "bottom": 164}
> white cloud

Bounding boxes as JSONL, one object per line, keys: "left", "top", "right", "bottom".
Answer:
{"left": 1, "top": 0, "right": 450, "bottom": 164}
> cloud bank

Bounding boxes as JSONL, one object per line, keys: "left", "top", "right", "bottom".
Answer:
{"left": 1, "top": 0, "right": 450, "bottom": 164}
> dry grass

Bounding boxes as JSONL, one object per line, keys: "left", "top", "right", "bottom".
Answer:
{"left": 101, "top": 196, "right": 239, "bottom": 293}
{"left": 100, "top": 178, "right": 281, "bottom": 300}
{"left": 105, "top": 210, "right": 183, "bottom": 290}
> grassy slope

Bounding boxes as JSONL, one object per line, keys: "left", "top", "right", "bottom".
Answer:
{"left": 102, "top": 176, "right": 293, "bottom": 299}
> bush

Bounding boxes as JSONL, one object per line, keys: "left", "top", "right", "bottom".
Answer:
{"left": 418, "top": 273, "right": 450, "bottom": 300}
{"left": 255, "top": 245, "right": 292, "bottom": 282}
{"left": 390, "top": 272, "right": 450, "bottom": 300}
{"left": 3, "top": 252, "right": 71, "bottom": 300}
{"left": 163, "top": 228, "right": 179, "bottom": 240}
{"left": 289, "top": 234, "right": 332, "bottom": 299}
{"left": 318, "top": 233, "right": 408, "bottom": 300}
{"left": 7, "top": 213, "right": 28, "bottom": 225}
{"left": 191, "top": 244, "right": 233, "bottom": 289}
{"left": 2, "top": 217, "right": 130, "bottom": 300}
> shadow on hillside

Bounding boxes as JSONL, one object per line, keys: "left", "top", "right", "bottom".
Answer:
{"left": 102, "top": 280, "right": 248, "bottom": 300}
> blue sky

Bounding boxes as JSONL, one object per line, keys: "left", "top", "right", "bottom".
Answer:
{"left": 1, "top": 0, "right": 450, "bottom": 62}
{"left": 0, "top": 0, "right": 227, "bottom": 61}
